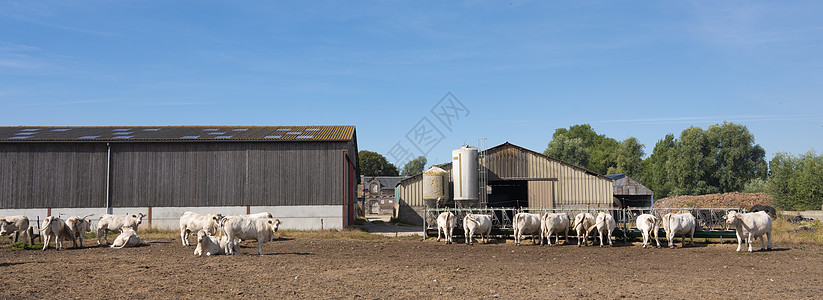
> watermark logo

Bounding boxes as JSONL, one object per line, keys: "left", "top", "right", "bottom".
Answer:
{"left": 387, "top": 92, "right": 469, "bottom": 167}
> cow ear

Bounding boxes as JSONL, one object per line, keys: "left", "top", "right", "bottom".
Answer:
{"left": 131, "top": 214, "right": 136, "bottom": 218}
{"left": 268, "top": 220, "right": 273, "bottom": 224}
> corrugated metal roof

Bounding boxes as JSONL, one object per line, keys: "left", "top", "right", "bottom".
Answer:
{"left": 0, "top": 126, "right": 355, "bottom": 142}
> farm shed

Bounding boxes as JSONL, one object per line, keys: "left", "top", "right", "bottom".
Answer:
{"left": 0, "top": 126, "right": 358, "bottom": 230}
{"left": 604, "top": 173, "right": 654, "bottom": 208}
{"left": 394, "top": 142, "right": 614, "bottom": 225}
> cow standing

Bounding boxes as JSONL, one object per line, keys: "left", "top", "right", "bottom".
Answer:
{"left": 41, "top": 216, "right": 74, "bottom": 251}
{"left": 662, "top": 212, "right": 696, "bottom": 248}
{"left": 540, "top": 213, "right": 570, "bottom": 246}
{"left": 179, "top": 212, "right": 223, "bottom": 246}
{"left": 0, "top": 215, "right": 32, "bottom": 244}
{"left": 513, "top": 213, "right": 542, "bottom": 246}
{"left": 724, "top": 211, "right": 772, "bottom": 252}
{"left": 65, "top": 214, "right": 94, "bottom": 248}
{"left": 588, "top": 212, "right": 616, "bottom": 247}
{"left": 572, "top": 212, "right": 596, "bottom": 247}
{"left": 97, "top": 213, "right": 144, "bottom": 245}
{"left": 636, "top": 214, "right": 661, "bottom": 248}
{"left": 436, "top": 211, "right": 456, "bottom": 244}
{"left": 221, "top": 216, "right": 281, "bottom": 255}
{"left": 463, "top": 214, "right": 492, "bottom": 245}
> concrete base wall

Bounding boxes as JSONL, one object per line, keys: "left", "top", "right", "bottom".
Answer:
{"left": 1, "top": 205, "right": 344, "bottom": 231}
{"left": 395, "top": 203, "right": 424, "bottom": 226}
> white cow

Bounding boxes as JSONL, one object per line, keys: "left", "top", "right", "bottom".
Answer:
{"left": 540, "top": 213, "right": 570, "bottom": 246}
{"left": 110, "top": 227, "right": 141, "bottom": 248}
{"left": 463, "top": 214, "right": 492, "bottom": 245}
{"left": 513, "top": 213, "right": 542, "bottom": 246}
{"left": 194, "top": 230, "right": 231, "bottom": 256}
{"left": 179, "top": 212, "right": 224, "bottom": 246}
{"left": 0, "top": 215, "right": 32, "bottom": 244}
{"left": 436, "top": 211, "right": 457, "bottom": 244}
{"left": 65, "top": 214, "right": 94, "bottom": 248}
{"left": 587, "top": 212, "right": 616, "bottom": 247}
{"left": 572, "top": 213, "right": 596, "bottom": 247}
{"left": 97, "top": 213, "right": 144, "bottom": 245}
{"left": 724, "top": 211, "right": 772, "bottom": 252}
{"left": 41, "top": 216, "right": 74, "bottom": 251}
{"left": 636, "top": 214, "right": 661, "bottom": 248}
{"left": 221, "top": 216, "right": 281, "bottom": 255}
{"left": 662, "top": 212, "right": 696, "bottom": 248}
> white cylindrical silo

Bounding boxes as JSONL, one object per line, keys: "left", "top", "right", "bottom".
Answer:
{"left": 422, "top": 166, "right": 448, "bottom": 207}
{"left": 452, "top": 145, "right": 478, "bottom": 207}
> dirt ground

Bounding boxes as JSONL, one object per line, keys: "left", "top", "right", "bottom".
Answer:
{"left": 2, "top": 234, "right": 822, "bottom": 299}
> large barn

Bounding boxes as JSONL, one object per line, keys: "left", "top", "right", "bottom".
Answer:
{"left": 394, "top": 142, "right": 614, "bottom": 225}
{"left": 0, "top": 126, "right": 358, "bottom": 230}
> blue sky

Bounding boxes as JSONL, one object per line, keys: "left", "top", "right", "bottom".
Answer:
{"left": 2, "top": 1, "right": 821, "bottom": 168}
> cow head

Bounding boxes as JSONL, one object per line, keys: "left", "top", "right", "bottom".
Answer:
{"left": 196, "top": 230, "right": 208, "bottom": 244}
{"left": 0, "top": 219, "right": 10, "bottom": 236}
{"left": 268, "top": 219, "right": 282, "bottom": 233}
{"left": 724, "top": 211, "right": 742, "bottom": 225}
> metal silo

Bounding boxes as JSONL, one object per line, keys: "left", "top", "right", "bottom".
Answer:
{"left": 452, "top": 145, "right": 478, "bottom": 208}
{"left": 422, "top": 166, "right": 448, "bottom": 208}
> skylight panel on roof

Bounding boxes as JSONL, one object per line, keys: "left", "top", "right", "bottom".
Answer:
{"left": 181, "top": 136, "right": 199, "bottom": 139}
{"left": 113, "top": 132, "right": 132, "bottom": 135}
{"left": 286, "top": 132, "right": 301, "bottom": 135}
{"left": 113, "top": 136, "right": 133, "bottom": 139}
{"left": 51, "top": 128, "right": 71, "bottom": 132}
{"left": 113, "top": 129, "right": 131, "bottom": 132}
{"left": 232, "top": 129, "right": 248, "bottom": 131}
{"left": 305, "top": 128, "right": 320, "bottom": 131}
{"left": 276, "top": 128, "right": 291, "bottom": 131}
{"left": 214, "top": 135, "right": 233, "bottom": 139}
{"left": 208, "top": 132, "right": 225, "bottom": 135}
{"left": 78, "top": 136, "right": 99, "bottom": 139}
{"left": 203, "top": 129, "right": 219, "bottom": 132}
{"left": 20, "top": 129, "right": 40, "bottom": 132}
{"left": 15, "top": 132, "right": 37, "bottom": 135}
{"left": 296, "top": 135, "right": 314, "bottom": 139}
{"left": 10, "top": 136, "right": 30, "bottom": 139}
{"left": 143, "top": 128, "right": 160, "bottom": 131}
{"left": 264, "top": 135, "right": 282, "bottom": 139}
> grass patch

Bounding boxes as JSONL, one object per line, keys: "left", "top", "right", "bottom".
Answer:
{"left": 11, "top": 241, "right": 43, "bottom": 250}
{"left": 772, "top": 215, "right": 823, "bottom": 247}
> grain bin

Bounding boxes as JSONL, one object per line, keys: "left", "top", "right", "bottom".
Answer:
{"left": 423, "top": 166, "right": 448, "bottom": 207}
{"left": 452, "top": 145, "right": 478, "bottom": 208}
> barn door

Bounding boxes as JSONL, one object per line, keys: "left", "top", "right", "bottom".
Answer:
{"left": 528, "top": 181, "right": 554, "bottom": 209}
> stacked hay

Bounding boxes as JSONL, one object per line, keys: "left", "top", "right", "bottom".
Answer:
{"left": 654, "top": 192, "right": 774, "bottom": 209}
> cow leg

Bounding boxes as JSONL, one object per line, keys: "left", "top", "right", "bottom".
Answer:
{"left": 735, "top": 231, "right": 743, "bottom": 252}
{"left": 181, "top": 228, "right": 189, "bottom": 246}
{"left": 42, "top": 234, "right": 50, "bottom": 251}
{"left": 653, "top": 229, "right": 661, "bottom": 248}
{"left": 448, "top": 227, "right": 454, "bottom": 244}
{"left": 689, "top": 228, "right": 695, "bottom": 246}
{"left": 747, "top": 233, "right": 754, "bottom": 253}
{"left": 766, "top": 231, "right": 772, "bottom": 250}
{"left": 97, "top": 229, "right": 107, "bottom": 245}
{"left": 668, "top": 232, "right": 675, "bottom": 249}
{"left": 642, "top": 230, "right": 649, "bottom": 248}
{"left": 257, "top": 240, "right": 264, "bottom": 255}
{"left": 437, "top": 227, "right": 442, "bottom": 242}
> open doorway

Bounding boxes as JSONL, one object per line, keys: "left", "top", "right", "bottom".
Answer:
{"left": 487, "top": 180, "right": 528, "bottom": 208}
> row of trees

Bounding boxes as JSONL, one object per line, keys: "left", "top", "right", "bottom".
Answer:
{"left": 358, "top": 151, "right": 427, "bottom": 177}
{"left": 544, "top": 123, "right": 822, "bottom": 210}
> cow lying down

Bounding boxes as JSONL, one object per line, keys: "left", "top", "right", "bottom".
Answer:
{"left": 194, "top": 230, "right": 232, "bottom": 256}
{"left": 110, "top": 227, "right": 141, "bottom": 248}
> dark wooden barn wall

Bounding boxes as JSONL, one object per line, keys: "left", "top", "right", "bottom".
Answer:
{"left": 0, "top": 143, "right": 107, "bottom": 208}
{"left": 111, "top": 142, "right": 348, "bottom": 207}
{"left": 1, "top": 141, "right": 353, "bottom": 208}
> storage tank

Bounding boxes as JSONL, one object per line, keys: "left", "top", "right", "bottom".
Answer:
{"left": 452, "top": 145, "right": 478, "bottom": 208}
{"left": 422, "top": 166, "right": 448, "bottom": 208}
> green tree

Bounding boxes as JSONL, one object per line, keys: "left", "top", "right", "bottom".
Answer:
{"left": 543, "top": 135, "right": 589, "bottom": 167}
{"left": 706, "top": 122, "right": 768, "bottom": 193}
{"left": 358, "top": 150, "right": 399, "bottom": 176}
{"left": 767, "top": 151, "right": 823, "bottom": 210}
{"left": 641, "top": 134, "right": 677, "bottom": 198}
{"left": 401, "top": 156, "right": 427, "bottom": 176}
{"left": 608, "top": 137, "right": 645, "bottom": 178}
{"left": 670, "top": 126, "right": 718, "bottom": 195}
{"left": 546, "top": 124, "right": 618, "bottom": 174}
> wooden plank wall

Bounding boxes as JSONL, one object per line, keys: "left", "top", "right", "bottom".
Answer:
{"left": 0, "top": 143, "right": 108, "bottom": 208}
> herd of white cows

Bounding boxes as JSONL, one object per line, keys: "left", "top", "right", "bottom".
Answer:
{"left": 0, "top": 211, "right": 282, "bottom": 256}
{"left": 435, "top": 210, "right": 774, "bottom": 252}
{"left": 0, "top": 209, "right": 773, "bottom": 254}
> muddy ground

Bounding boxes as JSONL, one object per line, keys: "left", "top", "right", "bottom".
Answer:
{"left": 1, "top": 235, "right": 822, "bottom": 299}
